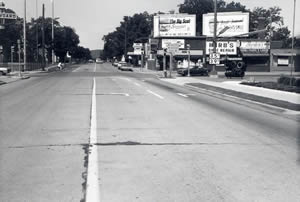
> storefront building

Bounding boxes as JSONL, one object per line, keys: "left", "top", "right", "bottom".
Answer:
{"left": 270, "top": 49, "right": 300, "bottom": 72}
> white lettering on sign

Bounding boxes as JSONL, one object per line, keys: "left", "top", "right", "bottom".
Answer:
{"left": 0, "top": 13, "right": 17, "bottom": 19}
{"left": 162, "top": 39, "right": 185, "bottom": 49}
{"left": 209, "top": 52, "right": 220, "bottom": 64}
{"left": 206, "top": 41, "right": 237, "bottom": 55}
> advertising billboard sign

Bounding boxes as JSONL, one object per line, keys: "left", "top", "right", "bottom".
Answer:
{"left": 239, "top": 41, "right": 269, "bottom": 55}
{"left": 154, "top": 14, "right": 196, "bottom": 38}
{"left": 203, "top": 12, "right": 249, "bottom": 37}
{"left": 206, "top": 41, "right": 237, "bottom": 55}
{"left": 162, "top": 39, "right": 185, "bottom": 49}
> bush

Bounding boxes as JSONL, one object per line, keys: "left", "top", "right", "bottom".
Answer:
{"left": 277, "top": 75, "right": 297, "bottom": 86}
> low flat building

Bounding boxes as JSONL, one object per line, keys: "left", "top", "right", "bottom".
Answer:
{"left": 270, "top": 49, "right": 300, "bottom": 72}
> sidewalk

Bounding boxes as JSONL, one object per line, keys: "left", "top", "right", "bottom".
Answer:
{"left": 0, "top": 65, "right": 60, "bottom": 85}
{"left": 163, "top": 77, "right": 300, "bottom": 104}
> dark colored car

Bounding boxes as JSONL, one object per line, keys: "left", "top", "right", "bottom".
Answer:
{"left": 177, "top": 66, "right": 209, "bottom": 76}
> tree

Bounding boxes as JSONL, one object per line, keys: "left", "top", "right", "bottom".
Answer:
{"left": 102, "top": 12, "right": 152, "bottom": 59}
{"left": 178, "top": 0, "right": 248, "bottom": 35}
{"left": 71, "top": 46, "right": 91, "bottom": 61}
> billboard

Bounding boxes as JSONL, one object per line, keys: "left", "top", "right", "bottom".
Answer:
{"left": 203, "top": 12, "right": 249, "bottom": 37}
{"left": 162, "top": 39, "right": 185, "bottom": 49}
{"left": 154, "top": 14, "right": 196, "bottom": 38}
{"left": 239, "top": 41, "right": 270, "bottom": 55}
{"left": 206, "top": 41, "right": 237, "bottom": 55}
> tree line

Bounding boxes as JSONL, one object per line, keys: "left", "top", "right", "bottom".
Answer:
{"left": 0, "top": 8, "right": 91, "bottom": 63}
{"left": 102, "top": 0, "right": 299, "bottom": 60}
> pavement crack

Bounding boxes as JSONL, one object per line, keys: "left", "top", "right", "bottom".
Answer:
{"left": 6, "top": 143, "right": 88, "bottom": 149}
{"left": 93, "top": 141, "right": 278, "bottom": 146}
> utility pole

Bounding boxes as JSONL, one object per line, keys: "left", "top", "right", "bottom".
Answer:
{"left": 23, "top": 0, "right": 27, "bottom": 71}
{"left": 36, "top": 0, "right": 39, "bottom": 63}
{"left": 51, "top": 0, "right": 55, "bottom": 64}
{"left": 124, "top": 16, "right": 127, "bottom": 60}
{"left": 210, "top": 0, "right": 218, "bottom": 77}
{"left": 41, "top": 4, "right": 45, "bottom": 71}
{"left": 290, "top": 0, "right": 296, "bottom": 85}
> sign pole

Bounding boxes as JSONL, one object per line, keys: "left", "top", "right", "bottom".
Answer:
{"left": 163, "top": 49, "right": 167, "bottom": 78}
{"left": 187, "top": 44, "right": 191, "bottom": 77}
{"left": 18, "top": 40, "right": 21, "bottom": 77}
{"left": 169, "top": 52, "right": 173, "bottom": 78}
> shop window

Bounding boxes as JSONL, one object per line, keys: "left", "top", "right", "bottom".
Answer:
{"left": 277, "top": 56, "right": 289, "bottom": 66}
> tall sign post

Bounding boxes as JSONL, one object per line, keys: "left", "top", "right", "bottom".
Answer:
{"left": 17, "top": 39, "right": 21, "bottom": 77}
{"left": 163, "top": 49, "right": 167, "bottom": 78}
{"left": 187, "top": 44, "right": 191, "bottom": 77}
{"left": 11, "top": 46, "right": 14, "bottom": 64}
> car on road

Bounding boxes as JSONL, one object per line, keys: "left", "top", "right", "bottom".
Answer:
{"left": 0, "top": 66, "right": 12, "bottom": 75}
{"left": 177, "top": 66, "right": 209, "bottom": 76}
{"left": 96, "top": 58, "right": 104, "bottom": 64}
{"left": 88, "top": 59, "right": 94, "bottom": 63}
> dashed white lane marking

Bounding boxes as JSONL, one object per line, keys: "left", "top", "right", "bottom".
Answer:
{"left": 108, "top": 93, "right": 130, "bottom": 97}
{"left": 86, "top": 77, "right": 100, "bottom": 202}
{"left": 94, "top": 63, "right": 97, "bottom": 72}
{"left": 147, "top": 90, "right": 164, "bottom": 99}
{"left": 134, "top": 82, "right": 142, "bottom": 87}
{"left": 177, "top": 93, "right": 189, "bottom": 98}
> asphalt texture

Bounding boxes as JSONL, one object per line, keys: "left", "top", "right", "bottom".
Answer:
{"left": 0, "top": 63, "right": 299, "bottom": 201}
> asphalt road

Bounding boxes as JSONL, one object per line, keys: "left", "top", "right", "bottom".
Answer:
{"left": 0, "top": 63, "right": 299, "bottom": 202}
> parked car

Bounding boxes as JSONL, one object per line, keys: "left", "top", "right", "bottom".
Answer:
{"left": 0, "top": 67, "right": 12, "bottom": 75}
{"left": 117, "top": 61, "right": 127, "bottom": 69}
{"left": 88, "top": 59, "right": 94, "bottom": 63}
{"left": 120, "top": 64, "right": 133, "bottom": 72}
{"left": 177, "top": 66, "right": 209, "bottom": 76}
{"left": 112, "top": 61, "right": 119, "bottom": 67}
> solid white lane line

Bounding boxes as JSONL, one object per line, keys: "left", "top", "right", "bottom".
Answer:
{"left": 177, "top": 93, "right": 189, "bottom": 98}
{"left": 86, "top": 77, "right": 100, "bottom": 202}
{"left": 147, "top": 90, "right": 164, "bottom": 99}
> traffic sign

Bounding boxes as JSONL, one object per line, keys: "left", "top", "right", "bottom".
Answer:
{"left": 209, "top": 52, "right": 220, "bottom": 64}
{"left": 167, "top": 43, "right": 180, "bottom": 54}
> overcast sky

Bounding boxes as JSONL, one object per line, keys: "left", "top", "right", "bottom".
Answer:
{"left": 4, "top": 0, "right": 300, "bottom": 50}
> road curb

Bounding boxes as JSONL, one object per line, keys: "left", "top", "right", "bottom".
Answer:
{"left": 184, "top": 83, "right": 300, "bottom": 113}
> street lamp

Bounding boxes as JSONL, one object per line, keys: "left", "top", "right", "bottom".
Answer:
{"left": 187, "top": 44, "right": 191, "bottom": 77}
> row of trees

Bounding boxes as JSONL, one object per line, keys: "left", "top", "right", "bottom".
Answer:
{"left": 102, "top": 0, "right": 299, "bottom": 60}
{"left": 0, "top": 7, "right": 91, "bottom": 64}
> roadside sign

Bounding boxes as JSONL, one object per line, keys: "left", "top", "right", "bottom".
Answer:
{"left": 0, "top": 12, "right": 17, "bottom": 20}
{"left": 209, "top": 52, "right": 220, "bottom": 64}
{"left": 167, "top": 43, "right": 180, "bottom": 54}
